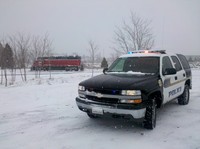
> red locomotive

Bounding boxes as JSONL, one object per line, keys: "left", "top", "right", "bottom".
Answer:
{"left": 31, "top": 56, "right": 83, "bottom": 71}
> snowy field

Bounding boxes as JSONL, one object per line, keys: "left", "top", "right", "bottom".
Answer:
{"left": 0, "top": 69, "right": 200, "bottom": 149}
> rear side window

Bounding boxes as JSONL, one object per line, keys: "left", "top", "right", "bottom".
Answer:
{"left": 177, "top": 54, "right": 190, "bottom": 69}
{"left": 162, "top": 56, "right": 173, "bottom": 75}
{"left": 171, "top": 56, "right": 182, "bottom": 71}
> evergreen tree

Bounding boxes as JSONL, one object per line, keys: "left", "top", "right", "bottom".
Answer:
{"left": 2, "top": 44, "right": 14, "bottom": 69}
{"left": 0, "top": 43, "right": 3, "bottom": 68}
{"left": 101, "top": 57, "right": 108, "bottom": 68}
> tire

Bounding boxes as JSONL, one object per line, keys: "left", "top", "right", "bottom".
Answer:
{"left": 144, "top": 99, "right": 157, "bottom": 130}
{"left": 87, "top": 113, "right": 99, "bottom": 119}
{"left": 178, "top": 85, "right": 190, "bottom": 105}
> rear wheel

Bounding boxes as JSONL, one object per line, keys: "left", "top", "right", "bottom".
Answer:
{"left": 178, "top": 85, "right": 190, "bottom": 105}
{"left": 144, "top": 99, "right": 157, "bottom": 129}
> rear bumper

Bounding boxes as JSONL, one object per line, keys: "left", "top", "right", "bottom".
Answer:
{"left": 76, "top": 97, "right": 146, "bottom": 121}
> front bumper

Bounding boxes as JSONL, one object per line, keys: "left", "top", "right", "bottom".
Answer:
{"left": 76, "top": 97, "right": 146, "bottom": 121}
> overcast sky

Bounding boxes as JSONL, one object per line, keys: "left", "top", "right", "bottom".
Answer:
{"left": 0, "top": 0, "right": 200, "bottom": 56}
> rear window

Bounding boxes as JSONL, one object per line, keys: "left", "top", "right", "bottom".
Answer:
{"left": 177, "top": 54, "right": 190, "bottom": 69}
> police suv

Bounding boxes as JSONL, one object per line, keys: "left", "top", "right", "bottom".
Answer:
{"left": 76, "top": 50, "right": 192, "bottom": 129}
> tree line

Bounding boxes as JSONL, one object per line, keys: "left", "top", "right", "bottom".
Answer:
{"left": 0, "top": 12, "right": 154, "bottom": 86}
{"left": 0, "top": 33, "right": 52, "bottom": 86}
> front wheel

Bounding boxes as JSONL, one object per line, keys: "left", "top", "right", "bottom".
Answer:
{"left": 178, "top": 85, "right": 190, "bottom": 105}
{"left": 87, "top": 113, "right": 99, "bottom": 119}
{"left": 144, "top": 99, "right": 157, "bottom": 130}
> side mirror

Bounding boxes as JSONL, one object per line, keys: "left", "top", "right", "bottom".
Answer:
{"left": 103, "top": 68, "right": 108, "bottom": 74}
{"left": 164, "top": 68, "right": 177, "bottom": 75}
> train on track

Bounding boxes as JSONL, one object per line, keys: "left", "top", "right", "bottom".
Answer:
{"left": 31, "top": 56, "right": 84, "bottom": 71}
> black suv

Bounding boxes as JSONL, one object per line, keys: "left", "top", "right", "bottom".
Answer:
{"left": 75, "top": 50, "right": 192, "bottom": 129}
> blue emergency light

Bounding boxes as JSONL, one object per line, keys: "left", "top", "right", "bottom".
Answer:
{"left": 128, "top": 51, "right": 133, "bottom": 54}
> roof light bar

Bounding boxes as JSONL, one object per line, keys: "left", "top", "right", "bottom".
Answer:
{"left": 127, "top": 50, "right": 166, "bottom": 54}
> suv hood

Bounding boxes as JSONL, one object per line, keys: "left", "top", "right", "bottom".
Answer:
{"left": 79, "top": 74, "right": 159, "bottom": 92}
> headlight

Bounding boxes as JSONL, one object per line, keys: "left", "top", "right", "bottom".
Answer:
{"left": 78, "top": 85, "right": 85, "bottom": 91}
{"left": 121, "top": 90, "right": 141, "bottom": 96}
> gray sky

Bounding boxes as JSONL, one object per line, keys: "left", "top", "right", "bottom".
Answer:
{"left": 0, "top": 0, "right": 200, "bottom": 56}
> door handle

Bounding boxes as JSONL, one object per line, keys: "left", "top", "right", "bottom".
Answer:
{"left": 183, "top": 73, "right": 186, "bottom": 77}
{"left": 175, "top": 76, "right": 178, "bottom": 80}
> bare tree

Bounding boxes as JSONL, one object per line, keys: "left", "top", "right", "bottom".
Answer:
{"left": 87, "top": 40, "right": 98, "bottom": 77}
{"left": 30, "top": 33, "right": 53, "bottom": 78}
{"left": 7, "top": 36, "right": 18, "bottom": 84}
{"left": 113, "top": 12, "right": 154, "bottom": 54}
{"left": 30, "top": 33, "right": 52, "bottom": 63}
{"left": 12, "top": 33, "right": 31, "bottom": 82}
{"left": 41, "top": 33, "right": 53, "bottom": 79}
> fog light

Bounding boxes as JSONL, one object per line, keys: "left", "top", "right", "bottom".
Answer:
{"left": 120, "top": 99, "right": 142, "bottom": 104}
{"left": 133, "top": 99, "right": 142, "bottom": 104}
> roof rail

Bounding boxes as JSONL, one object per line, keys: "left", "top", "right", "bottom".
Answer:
{"left": 128, "top": 50, "right": 166, "bottom": 54}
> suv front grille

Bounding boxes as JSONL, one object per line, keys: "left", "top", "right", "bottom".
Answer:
{"left": 86, "top": 88, "right": 121, "bottom": 95}
{"left": 86, "top": 95, "right": 119, "bottom": 104}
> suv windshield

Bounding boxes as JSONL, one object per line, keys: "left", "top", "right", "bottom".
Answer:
{"left": 108, "top": 57, "right": 159, "bottom": 75}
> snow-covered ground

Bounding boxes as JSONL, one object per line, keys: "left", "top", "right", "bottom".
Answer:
{"left": 0, "top": 69, "right": 200, "bottom": 149}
